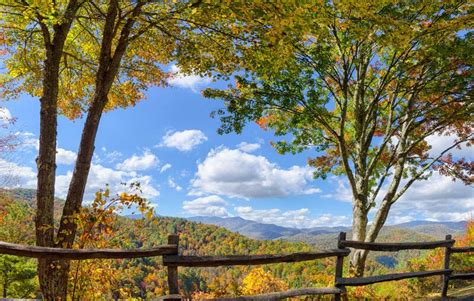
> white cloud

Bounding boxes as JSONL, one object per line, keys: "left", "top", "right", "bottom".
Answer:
{"left": 1, "top": 133, "right": 159, "bottom": 201}
{"left": 322, "top": 177, "right": 353, "bottom": 203}
{"left": 426, "top": 134, "right": 472, "bottom": 158}
{"left": 234, "top": 206, "right": 350, "bottom": 228}
{"left": 190, "top": 147, "right": 319, "bottom": 199}
{"left": 183, "top": 195, "right": 229, "bottom": 217}
{"left": 168, "top": 177, "right": 183, "bottom": 192}
{"left": 167, "top": 65, "right": 211, "bottom": 92}
{"left": 116, "top": 150, "right": 159, "bottom": 171}
{"left": 16, "top": 132, "right": 38, "bottom": 150}
{"left": 160, "top": 163, "right": 172, "bottom": 173}
{"left": 160, "top": 130, "right": 207, "bottom": 152}
{"left": 104, "top": 150, "right": 123, "bottom": 163}
{"left": 56, "top": 163, "right": 160, "bottom": 201}
{"left": 237, "top": 142, "right": 261, "bottom": 153}
{"left": 0, "top": 158, "right": 36, "bottom": 187}
{"left": 127, "top": 174, "right": 160, "bottom": 199}
{"left": 0, "top": 108, "right": 12, "bottom": 124}
{"left": 56, "top": 148, "right": 77, "bottom": 165}
{"left": 303, "top": 187, "right": 322, "bottom": 195}
{"left": 322, "top": 172, "right": 472, "bottom": 224}
{"left": 390, "top": 172, "right": 474, "bottom": 222}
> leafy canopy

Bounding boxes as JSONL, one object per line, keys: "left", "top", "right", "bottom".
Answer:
{"left": 205, "top": 0, "right": 474, "bottom": 207}
{"left": 0, "top": 0, "right": 248, "bottom": 119}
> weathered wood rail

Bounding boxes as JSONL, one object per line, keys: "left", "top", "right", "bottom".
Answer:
{"left": 161, "top": 232, "right": 473, "bottom": 300}
{"left": 0, "top": 241, "right": 177, "bottom": 259}
{"left": 0, "top": 232, "right": 471, "bottom": 300}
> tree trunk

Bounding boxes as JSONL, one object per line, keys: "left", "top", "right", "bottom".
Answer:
{"left": 56, "top": 93, "right": 107, "bottom": 248}
{"left": 35, "top": 2, "right": 80, "bottom": 298}
{"left": 36, "top": 1, "right": 140, "bottom": 297}
{"left": 36, "top": 51, "right": 65, "bottom": 300}
{"left": 350, "top": 199, "right": 368, "bottom": 276}
{"left": 53, "top": 2, "right": 142, "bottom": 294}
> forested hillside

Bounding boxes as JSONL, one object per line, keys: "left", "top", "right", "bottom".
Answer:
{"left": 189, "top": 216, "right": 466, "bottom": 242}
{"left": 0, "top": 189, "right": 472, "bottom": 299}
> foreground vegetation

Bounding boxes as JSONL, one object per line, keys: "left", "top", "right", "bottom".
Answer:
{"left": 0, "top": 189, "right": 472, "bottom": 299}
{"left": 1, "top": 1, "right": 472, "bottom": 297}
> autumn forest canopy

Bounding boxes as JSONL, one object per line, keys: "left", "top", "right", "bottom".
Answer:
{"left": 0, "top": 0, "right": 473, "bottom": 300}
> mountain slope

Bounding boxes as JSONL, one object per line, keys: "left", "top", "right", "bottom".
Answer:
{"left": 188, "top": 216, "right": 302, "bottom": 239}
{"left": 188, "top": 216, "right": 466, "bottom": 241}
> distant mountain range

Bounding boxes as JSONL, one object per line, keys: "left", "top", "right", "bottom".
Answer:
{"left": 1, "top": 188, "right": 467, "bottom": 243}
{"left": 2, "top": 188, "right": 469, "bottom": 273}
{"left": 188, "top": 216, "right": 466, "bottom": 241}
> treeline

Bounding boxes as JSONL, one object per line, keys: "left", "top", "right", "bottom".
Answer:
{"left": 0, "top": 190, "right": 472, "bottom": 299}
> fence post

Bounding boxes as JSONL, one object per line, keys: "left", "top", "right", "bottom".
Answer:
{"left": 335, "top": 232, "right": 346, "bottom": 301}
{"left": 165, "top": 234, "right": 180, "bottom": 301}
{"left": 441, "top": 234, "right": 453, "bottom": 298}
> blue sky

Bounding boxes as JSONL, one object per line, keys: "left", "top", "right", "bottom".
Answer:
{"left": 0, "top": 68, "right": 472, "bottom": 227}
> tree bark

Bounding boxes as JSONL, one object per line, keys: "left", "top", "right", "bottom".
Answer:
{"left": 56, "top": 92, "right": 107, "bottom": 248}
{"left": 52, "top": 1, "right": 143, "bottom": 296}
{"left": 34, "top": 1, "right": 81, "bottom": 299}
{"left": 350, "top": 197, "right": 368, "bottom": 276}
{"left": 36, "top": 46, "right": 72, "bottom": 300}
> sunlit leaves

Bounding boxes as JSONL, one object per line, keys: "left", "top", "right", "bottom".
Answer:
{"left": 0, "top": 0, "right": 229, "bottom": 119}
{"left": 241, "top": 267, "right": 288, "bottom": 295}
{"left": 67, "top": 183, "right": 154, "bottom": 298}
{"left": 0, "top": 193, "right": 37, "bottom": 298}
{"left": 204, "top": 0, "right": 473, "bottom": 193}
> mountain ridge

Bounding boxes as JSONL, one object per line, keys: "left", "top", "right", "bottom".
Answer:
{"left": 188, "top": 215, "right": 466, "bottom": 240}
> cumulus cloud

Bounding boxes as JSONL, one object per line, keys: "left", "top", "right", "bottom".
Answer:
{"left": 56, "top": 163, "right": 160, "bottom": 201}
{"left": 16, "top": 132, "right": 38, "bottom": 150}
{"left": 322, "top": 177, "right": 353, "bottom": 203}
{"left": 160, "top": 163, "right": 172, "bottom": 173}
{"left": 323, "top": 172, "right": 472, "bottom": 223}
{"left": 160, "top": 130, "right": 207, "bottom": 152}
{"left": 56, "top": 148, "right": 77, "bottom": 165}
{"left": 426, "top": 134, "right": 472, "bottom": 158}
{"left": 183, "top": 195, "right": 229, "bottom": 217}
{"left": 190, "top": 147, "right": 319, "bottom": 199}
{"left": 234, "top": 206, "right": 350, "bottom": 228}
{"left": 168, "top": 177, "right": 183, "bottom": 192}
{"left": 116, "top": 150, "right": 159, "bottom": 171}
{"left": 390, "top": 172, "right": 473, "bottom": 222}
{"left": 167, "top": 65, "right": 211, "bottom": 92}
{"left": 0, "top": 158, "right": 36, "bottom": 187}
{"left": 237, "top": 142, "right": 261, "bottom": 153}
{"left": 0, "top": 107, "right": 12, "bottom": 124}
{"left": 303, "top": 187, "right": 322, "bottom": 195}
{"left": 104, "top": 150, "right": 123, "bottom": 163}
{"left": 16, "top": 134, "right": 80, "bottom": 166}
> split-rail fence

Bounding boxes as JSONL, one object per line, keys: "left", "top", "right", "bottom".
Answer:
{"left": 0, "top": 232, "right": 472, "bottom": 300}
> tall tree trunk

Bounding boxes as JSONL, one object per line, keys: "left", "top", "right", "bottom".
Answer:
{"left": 53, "top": 1, "right": 142, "bottom": 294}
{"left": 49, "top": 1, "right": 120, "bottom": 296}
{"left": 350, "top": 198, "right": 368, "bottom": 276}
{"left": 34, "top": 2, "right": 80, "bottom": 299}
{"left": 52, "top": 94, "right": 108, "bottom": 298}
{"left": 349, "top": 138, "right": 408, "bottom": 277}
{"left": 36, "top": 50, "right": 65, "bottom": 300}
{"left": 57, "top": 93, "right": 107, "bottom": 247}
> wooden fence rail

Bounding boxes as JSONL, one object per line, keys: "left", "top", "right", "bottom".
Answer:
{"left": 0, "top": 232, "right": 472, "bottom": 300}
{"left": 0, "top": 241, "right": 177, "bottom": 259}
{"left": 441, "top": 235, "right": 474, "bottom": 298}
{"left": 339, "top": 239, "right": 455, "bottom": 251}
{"left": 160, "top": 232, "right": 473, "bottom": 301}
{"left": 162, "top": 249, "right": 350, "bottom": 267}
